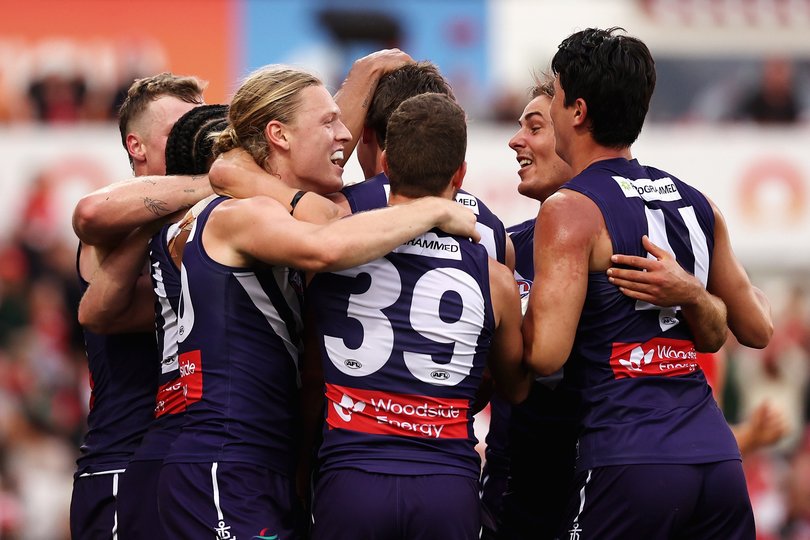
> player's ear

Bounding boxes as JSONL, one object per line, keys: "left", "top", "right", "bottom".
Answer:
{"left": 381, "top": 150, "right": 390, "bottom": 177}
{"left": 573, "top": 98, "right": 588, "bottom": 126}
{"left": 126, "top": 133, "right": 146, "bottom": 165}
{"left": 451, "top": 161, "right": 467, "bottom": 190}
{"left": 265, "top": 120, "right": 290, "bottom": 150}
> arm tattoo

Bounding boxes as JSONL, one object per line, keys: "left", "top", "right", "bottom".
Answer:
{"left": 141, "top": 178, "right": 158, "bottom": 185}
{"left": 191, "top": 175, "right": 205, "bottom": 181}
{"left": 143, "top": 197, "right": 171, "bottom": 216}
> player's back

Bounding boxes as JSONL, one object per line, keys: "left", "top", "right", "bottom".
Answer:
{"left": 308, "top": 227, "right": 495, "bottom": 480}
{"left": 342, "top": 172, "right": 507, "bottom": 264}
{"left": 561, "top": 157, "right": 738, "bottom": 470}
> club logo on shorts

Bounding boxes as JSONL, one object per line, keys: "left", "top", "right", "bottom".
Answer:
{"left": 215, "top": 519, "right": 236, "bottom": 539}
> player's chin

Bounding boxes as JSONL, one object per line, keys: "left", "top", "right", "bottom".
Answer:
{"left": 312, "top": 174, "right": 344, "bottom": 195}
{"left": 517, "top": 177, "right": 537, "bottom": 196}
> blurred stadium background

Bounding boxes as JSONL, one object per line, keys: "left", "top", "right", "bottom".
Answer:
{"left": 0, "top": 1, "right": 808, "bottom": 538}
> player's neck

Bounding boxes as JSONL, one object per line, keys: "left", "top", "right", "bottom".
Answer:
{"left": 571, "top": 144, "right": 632, "bottom": 176}
{"left": 388, "top": 187, "right": 455, "bottom": 207}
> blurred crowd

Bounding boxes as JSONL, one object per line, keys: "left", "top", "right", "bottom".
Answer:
{"left": 0, "top": 206, "right": 85, "bottom": 538}
{"left": 0, "top": 38, "right": 167, "bottom": 124}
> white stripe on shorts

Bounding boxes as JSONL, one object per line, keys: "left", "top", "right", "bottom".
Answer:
{"left": 211, "top": 462, "right": 225, "bottom": 521}
{"left": 111, "top": 472, "right": 119, "bottom": 540}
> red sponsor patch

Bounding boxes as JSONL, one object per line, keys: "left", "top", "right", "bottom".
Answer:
{"left": 324, "top": 383, "right": 469, "bottom": 439}
{"left": 610, "top": 337, "right": 700, "bottom": 379}
{"left": 178, "top": 350, "right": 203, "bottom": 406}
{"left": 154, "top": 378, "right": 186, "bottom": 418}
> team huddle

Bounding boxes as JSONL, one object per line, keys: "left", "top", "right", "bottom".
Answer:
{"left": 70, "top": 28, "right": 773, "bottom": 540}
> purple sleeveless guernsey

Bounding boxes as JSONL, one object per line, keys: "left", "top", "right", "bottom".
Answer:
{"left": 482, "top": 219, "right": 534, "bottom": 472}
{"left": 561, "top": 158, "right": 739, "bottom": 470}
{"left": 127, "top": 222, "right": 186, "bottom": 462}
{"left": 163, "top": 196, "right": 303, "bottom": 476}
{"left": 308, "top": 228, "right": 495, "bottom": 479}
{"left": 342, "top": 172, "right": 507, "bottom": 264}
{"left": 75, "top": 246, "right": 159, "bottom": 474}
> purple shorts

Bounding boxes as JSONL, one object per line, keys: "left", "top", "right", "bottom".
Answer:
{"left": 158, "top": 462, "right": 303, "bottom": 539}
{"left": 117, "top": 460, "right": 164, "bottom": 539}
{"left": 559, "top": 460, "right": 754, "bottom": 540}
{"left": 70, "top": 469, "right": 124, "bottom": 540}
{"left": 312, "top": 469, "right": 480, "bottom": 540}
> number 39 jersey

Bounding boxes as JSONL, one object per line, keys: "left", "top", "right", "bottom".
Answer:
{"left": 562, "top": 157, "right": 739, "bottom": 470}
{"left": 308, "top": 229, "right": 495, "bottom": 480}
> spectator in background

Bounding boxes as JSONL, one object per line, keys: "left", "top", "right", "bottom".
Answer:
{"left": 26, "top": 41, "right": 87, "bottom": 124}
{"left": 734, "top": 286, "right": 809, "bottom": 453}
{"left": 735, "top": 56, "right": 802, "bottom": 124}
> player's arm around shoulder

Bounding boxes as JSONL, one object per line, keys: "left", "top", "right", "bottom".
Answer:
{"left": 73, "top": 174, "right": 213, "bottom": 247}
{"left": 487, "top": 257, "right": 530, "bottom": 404}
{"left": 203, "top": 195, "right": 306, "bottom": 268}
{"left": 209, "top": 150, "right": 341, "bottom": 224}
{"left": 205, "top": 196, "right": 478, "bottom": 273}
{"left": 523, "top": 190, "right": 600, "bottom": 376}
{"left": 706, "top": 198, "right": 773, "bottom": 348}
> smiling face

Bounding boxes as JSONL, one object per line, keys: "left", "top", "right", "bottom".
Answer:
{"left": 508, "top": 94, "right": 573, "bottom": 202}
{"left": 283, "top": 85, "right": 352, "bottom": 195}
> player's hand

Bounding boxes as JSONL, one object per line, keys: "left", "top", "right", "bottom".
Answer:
{"left": 430, "top": 198, "right": 480, "bottom": 242}
{"left": 208, "top": 148, "right": 265, "bottom": 196}
{"left": 736, "top": 400, "right": 789, "bottom": 455}
{"left": 352, "top": 48, "right": 414, "bottom": 77}
{"left": 607, "top": 235, "right": 702, "bottom": 307}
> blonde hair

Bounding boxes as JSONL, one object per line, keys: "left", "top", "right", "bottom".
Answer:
{"left": 213, "top": 65, "right": 321, "bottom": 170}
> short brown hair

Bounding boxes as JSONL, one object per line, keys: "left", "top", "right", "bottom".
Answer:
{"left": 385, "top": 93, "right": 466, "bottom": 198}
{"left": 367, "top": 62, "right": 455, "bottom": 149}
{"left": 118, "top": 72, "right": 206, "bottom": 165}
{"left": 530, "top": 73, "right": 555, "bottom": 99}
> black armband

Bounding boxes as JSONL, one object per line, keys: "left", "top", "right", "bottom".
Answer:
{"left": 290, "top": 190, "right": 307, "bottom": 215}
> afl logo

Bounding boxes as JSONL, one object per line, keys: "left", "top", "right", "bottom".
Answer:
{"left": 430, "top": 370, "right": 450, "bottom": 380}
{"left": 516, "top": 279, "right": 532, "bottom": 297}
{"left": 344, "top": 359, "right": 362, "bottom": 369}
{"left": 661, "top": 316, "right": 679, "bottom": 326}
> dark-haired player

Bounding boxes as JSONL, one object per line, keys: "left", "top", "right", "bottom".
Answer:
{"left": 523, "top": 27, "right": 773, "bottom": 539}
{"left": 337, "top": 62, "right": 512, "bottom": 268}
